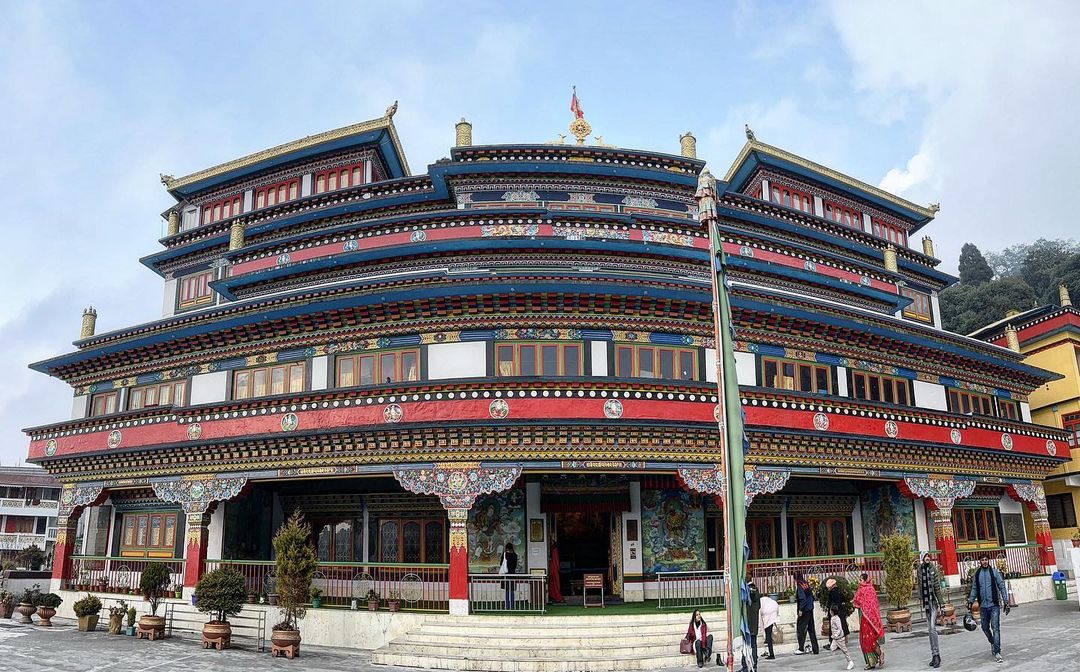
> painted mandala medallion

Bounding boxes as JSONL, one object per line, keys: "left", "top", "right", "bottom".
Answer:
{"left": 410, "top": 229, "right": 427, "bottom": 243}
{"left": 812, "top": 412, "right": 829, "bottom": 431}
{"left": 280, "top": 413, "right": 299, "bottom": 432}
{"left": 276, "top": 253, "right": 291, "bottom": 265}
{"left": 488, "top": 399, "right": 509, "bottom": 420}
{"left": 342, "top": 239, "right": 359, "bottom": 252}
{"left": 107, "top": 430, "right": 122, "bottom": 449}
{"left": 950, "top": 428, "right": 962, "bottom": 445}
{"left": 713, "top": 404, "right": 721, "bottom": 422}
{"left": 1047, "top": 440, "right": 1057, "bottom": 456}
{"left": 1000, "top": 433, "right": 1013, "bottom": 451}
{"left": 884, "top": 420, "right": 899, "bottom": 438}
{"left": 603, "top": 398, "right": 624, "bottom": 419}
{"left": 384, "top": 404, "right": 403, "bottom": 424}
{"left": 187, "top": 423, "right": 203, "bottom": 440}
{"left": 45, "top": 439, "right": 57, "bottom": 457}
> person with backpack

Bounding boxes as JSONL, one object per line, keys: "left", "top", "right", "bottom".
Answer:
{"left": 967, "top": 555, "right": 1010, "bottom": 663}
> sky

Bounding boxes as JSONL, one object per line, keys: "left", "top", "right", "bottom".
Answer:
{"left": 1, "top": 0, "right": 1078, "bottom": 466}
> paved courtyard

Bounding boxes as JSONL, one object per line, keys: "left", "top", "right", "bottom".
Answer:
{"left": 0, "top": 598, "right": 1076, "bottom": 672}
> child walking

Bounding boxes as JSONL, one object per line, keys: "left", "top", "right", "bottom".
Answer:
{"left": 830, "top": 605, "right": 855, "bottom": 670}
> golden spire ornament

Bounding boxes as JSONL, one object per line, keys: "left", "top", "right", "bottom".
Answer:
{"left": 568, "top": 87, "right": 591, "bottom": 145}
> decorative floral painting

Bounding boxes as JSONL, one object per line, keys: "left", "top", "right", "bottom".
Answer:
{"left": 860, "top": 484, "right": 915, "bottom": 553}
{"left": 468, "top": 489, "right": 525, "bottom": 572}
{"left": 641, "top": 488, "right": 705, "bottom": 574}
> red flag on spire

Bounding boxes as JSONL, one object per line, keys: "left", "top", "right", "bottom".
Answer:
{"left": 570, "top": 87, "right": 583, "bottom": 119}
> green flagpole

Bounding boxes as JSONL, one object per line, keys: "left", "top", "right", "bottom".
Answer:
{"left": 696, "top": 169, "right": 749, "bottom": 672}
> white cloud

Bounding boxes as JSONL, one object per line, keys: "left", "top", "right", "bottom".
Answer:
{"left": 879, "top": 143, "right": 933, "bottom": 195}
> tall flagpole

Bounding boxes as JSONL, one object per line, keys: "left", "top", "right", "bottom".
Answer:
{"left": 696, "top": 169, "right": 750, "bottom": 672}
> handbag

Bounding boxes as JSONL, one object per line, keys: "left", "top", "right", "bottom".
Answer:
{"left": 680, "top": 637, "right": 694, "bottom": 655}
{"left": 499, "top": 553, "right": 508, "bottom": 575}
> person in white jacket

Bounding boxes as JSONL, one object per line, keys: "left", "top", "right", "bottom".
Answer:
{"left": 760, "top": 593, "right": 779, "bottom": 660}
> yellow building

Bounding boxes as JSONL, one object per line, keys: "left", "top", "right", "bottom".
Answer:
{"left": 971, "top": 285, "right": 1080, "bottom": 563}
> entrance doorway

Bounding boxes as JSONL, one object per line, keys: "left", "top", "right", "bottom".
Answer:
{"left": 554, "top": 511, "right": 611, "bottom": 603}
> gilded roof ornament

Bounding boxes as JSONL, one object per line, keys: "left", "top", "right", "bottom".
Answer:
{"left": 385, "top": 100, "right": 398, "bottom": 118}
{"left": 159, "top": 173, "right": 174, "bottom": 186}
{"left": 744, "top": 124, "right": 756, "bottom": 141}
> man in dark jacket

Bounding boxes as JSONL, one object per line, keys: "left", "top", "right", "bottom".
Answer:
{"left": 824, "top": 577, "right": 849, "bottom": 650}
{"left": 741, "top": 581, "right": 762, "bottom": 671}
{"left": 967, "top": 556, "right": 1009, "bottom": 663}
{"left": 918, "top": 552, "right": 944, "bottom": 668}
{"left": 793, "top": 572, "right": 819, "bottom": 655}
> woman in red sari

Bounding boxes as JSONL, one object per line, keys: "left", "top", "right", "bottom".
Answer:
{"left": 852, "top": 573, "right": 885, "bottom": 669}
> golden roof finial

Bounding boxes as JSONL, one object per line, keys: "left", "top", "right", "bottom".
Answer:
{"left": 385, "top": 100, "right": 398, "bottom": 118}
{"left": 568, "top": 86, "right": 591, "bottom": 145}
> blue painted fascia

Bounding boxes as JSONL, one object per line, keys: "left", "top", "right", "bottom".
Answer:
{"left": 725, "top": 255, "right": 908, "bottom": 310}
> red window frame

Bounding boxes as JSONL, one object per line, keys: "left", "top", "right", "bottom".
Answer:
{"left": 997, "top": 399, "right": 1020, "bottom": 421}
{"left": 872, "top": 219, "right": 908, "bottom": 246}
{"left": 953, "top": 507, "right": 999, "bottom": 544}
{"left": 335, "top": 348, "right": 420, "bottom": 386}
{"left": 900, "top": 288, "right": 933, "bottom": 323}
{"left": 613, "top": 344, "right": 698, "bottom": 380}
{"left": 178, "top": 270, "right": 214, "bottom": 309}
{"left": 850, "top": 370, "right": 911, "bottom": 406}
{"left": 495, "top": 342, "right": 583, "bottom": 377}
{"left": 255, "top": 177, "right": 300, "bottom": 210}
{"left": 770, "top": 185, "right": 813, "bottom": 214}
{"left": 823, "top": 200, "right": 863, "bottom": 230}
{"left": 232, "top": 362, "right": 307, "bottom": 400}
{"left": 314, "top": 160, "right": 369, "bottom": 194}
{"left": 201, "top": 195, "right": 242, "bottom": 226}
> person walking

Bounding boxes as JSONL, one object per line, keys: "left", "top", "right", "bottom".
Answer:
{"left": 918, "top": 552, "right": 944, "bottom": 668}
{"left": 686, "top": 609, "right": 714, "bottom": 668}
{"left": 829, "top": 605, "right": 855, "bottom": 670}
{"left": 759, "top": 591, "right": 779, "bottom": 661}
{"left": 500, "top": 542, "right": 518, "bottom": 610}
{"left": 794, "top": 572, "right": 819, "bottom": 655}
{"left": 852, "top": 573, "right": 885, "bottom": 669}
{"left": 967, "top": 555, "right": 1010, "bottom": 663}
{"left": 827, "top": 578, "right": 851, "bottom": 639}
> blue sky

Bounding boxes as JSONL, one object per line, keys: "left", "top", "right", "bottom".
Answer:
{"left": 1, "top": 0, "right": 1078, "bottom": 465}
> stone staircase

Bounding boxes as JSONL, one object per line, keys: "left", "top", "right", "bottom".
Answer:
{"left": 371, "top": 611, "right": 721, "bottom": 671}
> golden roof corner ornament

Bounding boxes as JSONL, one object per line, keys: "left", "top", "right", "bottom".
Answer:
{"left": 928, "top": 202, "right": 941, "bottom": 213}
{"left": 385, "top": 100, "right": 398, "bottom": 118}
{"left": 744, "top": 124, "right": 756, "bottom": 141}
{"left": 593, "top": 135, "right": 613, "bottom": 148}
{"left": 159, "top": 173, "right": 174, "bottom": 186}
{"left": 546, "top": 133, "right": 567, "bottom": 145}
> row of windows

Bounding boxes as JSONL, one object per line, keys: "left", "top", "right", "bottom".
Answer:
{"left": 497, "top": 342, "right": 582, "bottom": 377}
{"left": 178, "top": 270, "right": 215, "bottom": 309}
{"left": 770, "top": 186, "right": 813, "bottom": 214}
{"left": 120, "top": 511, "right": 178, "bottom": 558}
{"left": 315, "top": 160, "right": 368, "bottom": 194}
{"left": 233, "top": 362, "right": 306, "bottom": 400}
{"left": 337, "top": 350, "right": 419, "bottom": 386}
{"left": 873, "top": 219, "right": 908, "bottom": 247}
{"left": 901, "top": 287, "right": 933, "bottom": 323}
{"left": 953, "top": 507, "right": 998, "bottom": 544}
{"left": 201, "top": 196, "right": 243, "bottom": 227}
{"left": 756, "top": 182, "right": 910, "bottom": 247}
{"left": 824, "top": 200, "right": 863, "bottom": 230}
{"left": 614, "top": 345, "right": 697, "bottom": 380}
{"left": 255, "top": 178, "right": 300, "bottom": 210}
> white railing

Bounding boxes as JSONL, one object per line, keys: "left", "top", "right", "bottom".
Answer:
{"left": 657, "top": 570, "right": 726, "bottom": 610}
{"left": 0, "top": 498, "right": 59, "bottom": 510}
{"left": 0, "top": 533, "right": 49, "bottom": 551}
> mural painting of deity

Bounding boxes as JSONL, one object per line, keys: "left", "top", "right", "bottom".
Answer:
{"left": 860, "top": 484, "right": 915, "bottom": 553}
{"left": 641, "top": 488, "right": 705, "bottom": 574}
{"left": 467, "top": 489, "right": 525, "bottom": 572}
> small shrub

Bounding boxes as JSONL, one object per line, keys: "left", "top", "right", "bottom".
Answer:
{"left": 881, "top": 533, "right": 915, "bottom": 610}
{"left": 815, "top": 576, "right": 854, "bottom": 614}
{"left": 37, "top": 593, "right": 63, "bottom": 609}
{"left": 140, "top": 562, "right": 172, "bottom": 616}
{"left": 73, "top": 593, "right": 102, "bottom": 617}
{"left": 194, "top": 568, "right": 247, "bottom": 623}
{"left": 272, "top": 510, "right": 318, "bottom": 631}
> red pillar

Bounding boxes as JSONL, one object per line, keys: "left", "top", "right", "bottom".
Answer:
{"left": 447, "top": 508, "right": 469, "bottom": 615}
{"left": 928, "top": 504, "right": 959, "bottom": 577}
{"left": 183, "top": 511, "right": 210, "bottom": 588}
{"left": 1032, "top": 510, "right": 1056, "bottom": 570}
{"left": 51, "top": 512, "right": 82, "bottom": 588}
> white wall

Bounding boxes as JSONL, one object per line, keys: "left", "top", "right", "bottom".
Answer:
{"left": 525, "top": 481, "right": 545, "bottom": 572}
{"left": 835, "top": 366, "right": 849, "bottom": 397}
{"left": 622, "top": 482, "right": 644, "bottom": 602}
{"left": 427, "top": 341, "right": 486, "bottom": 379}
{"left": 705, "top": 348, "right": 718, "bottom": 383}
{"left": 852, "top": 500, "right": 865, "bottom": 554}
{"left": 591, "top": 341, "right": 608, "bottom": 376}
{"left": 206, "top": 505, "right": 225, "bottom": 560}
{"left": 930, "top": 293, "right": 943, "bottom": 328}
{"left": 998, "top": 494, "right": 1024, "bottom": 515}
{"left": 1020, "top": 402, "right": 1032, "bottom": 423}
{"left": 311, "top": 355, "right": 329, "bottom": 390}
{"left": 189, "top": 371, "right": 228, "bottom": 405}
{"left": 71, "top": 394, "right": 89, "bottom": 420}
{"left": 162, "top": 278, "right": 177, "bottom": 318}
{"left": 913, "top": 499, "right": 931, "bottom": 553}
{"left": 913, "top": 380, "right": 948, "bottom": 411}
{"left": 733, "top": 350, "right": 757, "bottom": 386}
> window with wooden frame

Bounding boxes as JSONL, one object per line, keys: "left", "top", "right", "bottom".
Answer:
{"left": 770, "top": 185, "right": 814, "bottom": 214}
{"left": 900, "top": 287, "right": 933, "bottom": 323}
{"left": 747, "top": 517, "right": 778, "bottom": 560}
{"left": 823, "top": 200, "right": 863, "bottom": 230}
{"left": 496, "top": 342, "right": 583, "bottom": 377}
{"left": 128, "top": 380, "right": 187, "bottom": 410}
{"left": 336, "top": 348, "right": 420, "bottom": 386}
{"left": 792, "top": 517, "right": 849, "bottom": 557}
{"left": 850, "top": 370, "right": 912, "bottom": 406}
{"left": 376, "top": 517, "right": 445, "bottom": 563}
{"left": 1048, "top": 493, "right": 1077, "bottom": 528}
{"left": 177, "top": 269, "right": 215, "bottom": 310}
{"left": 232, "top": 361, "right": 306, "bottom": 400}
{"left": 90, "top": 391, "right": 119, "bottom": 417}
{"left": 613, "top": 344, "right": 697, "bottom": 380}
{"left": 947, "top": 388, "right": 994, "bottom": 417}
{"left": 201, "top": 195, "right": 242, "bottom": 226}
{"left": 119, "top": 511, "right": 179, "bottom": 558}
{"left": 872, "top": 219, "right": 907, "bottom": 247}
{"left": 760, "top": 356, "right": 832, "bottom": 394}
{"left": 314, "top": 160, "right": 369, "bottom": 194}
{"left": 254, "top": 177, "right": 300, "bottom": 210}
{"left": 953, "top": 507, "right": 999, "bottom": 545}
{"left": 315, "top": 518, "right": 365, "bottom": 562}
{"left": 996, "top": 398, "right": 1020, "bottom": 421}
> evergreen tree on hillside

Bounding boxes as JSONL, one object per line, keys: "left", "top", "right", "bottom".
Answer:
{"left": 958, "top": 243, "right": 994, "bottom": 285}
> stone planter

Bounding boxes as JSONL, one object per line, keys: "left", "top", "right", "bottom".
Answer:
{"left": 268, "top": 594, "right": 278, "bottom": 606}
{"left": 367, "top": 599, "right": 379, "bottom": 611}
{"left": 0, "top": 603, "right": 13, "bottom": 619}
{"left": 202, "top": 620, "right": 232, "bottom": 650}
{"left": 35, "top": 606, "right": 57, "bottom": 627}
{"left": 387, "top": 600, "right": 400, "bottom": 613}
{"left": 136, "top": 614, "right": 166, "bottom": 640}
{"left": 271, "top": 629, "right": 301, "bottom": 659}
{"left": 885, "top": 608, "right": 911, "bottom": 633}
{"left": 14, "top": 603, "right": 34, "bottom": 624}
{"left": 108, "top": 613, "right": 124, "bottom": 635}
{"left": 78, "top": 614, "right": 100, "bottom": 632}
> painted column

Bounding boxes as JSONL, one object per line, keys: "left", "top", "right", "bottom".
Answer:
{"left": 900, "top": 476, "right": 975, "bottom": 584}
{"left": 53, "top": 483, "right": 106, "bottom": 591}
{"left": 393, "top": 462, "right": 522, "bottom": 616}
{"left": 927, "top": 504, "right": 959, "bottom": 577}
{"left": 184, "top": 511, "right": 211, "bottom": 587}
{"left": 1008, "top": 483, "right": 1056, "bottom": 571}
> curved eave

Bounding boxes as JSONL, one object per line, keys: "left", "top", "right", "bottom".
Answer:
{"left": 725, "top": 255, "right": 906, "bottom": 312}
{"left": 164, "top": 121, "right": 408, "bottom": 199}
{"left": 723, "top": 140, "right": 936, "bottom": 231}
{"left": 449, "top": 143, "right": 706, "bottom": 175}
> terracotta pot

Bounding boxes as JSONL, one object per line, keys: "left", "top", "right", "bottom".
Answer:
{"left": 108, "top": 613, "right": 124, "bottom": 635}
{"left": 247, "top": 594, "right": 257, "bottom": 605}
{"left": 78, "top": 614, "right": 99, "bottom": 632}
{"left": 271, "top": 629, "right": 302, "bottom": 659}
{"left": 367, "top": 599, "right": 379, "bottom": 611}
{"left": 14, "top": 603, "right": 34, "bottom": 624}
{"left": 886, "top": 608, "right": 911, "bottom": 626}
{"left": 137, "top": 614, "right": 167, "bottom": 641}
{"left": 36, "top": 606, "right": 57, "bottom": 627}
{"left": 942, "top": 603, "right": 956, "bottom": 618}
{"left": 388, "top": 600, "right": 400, "bottom": 613}
{"left": 1072, "top": 539, "right": 1080, "bottom": 548}
{"left": 268, "top": 594, "right": 278, "bottom": 605}
{"left": 0, "top": 603, "right": 13, "bottom": 619}
{"left": 202, "top": 620, "right": 233, "bottom": 650}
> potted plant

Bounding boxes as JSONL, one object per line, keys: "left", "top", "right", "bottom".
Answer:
{"left": 0, "top": 589, "right": 14, "bottom": 619}
{"left": 73, "top": 593, "right": 103, "bottom": 632}
{"left": 247, "top": 592, "right": 257, "bottom": 605}
{"left": 125, "top": 605, "right": 137, "bottom": 635}
{"left": 1072, "top": 529, "right": 1080, "bottom": 548}
{"left": 15, "top": 585, "right": 40, "bottom": 624}
{"left": 366, "top": 588, "right": 379, "bottom": 611}
{"left": 174, "top": 582, "right": 184, "bottom": 600}
{"left": 310, "top": 587, "right": 322, "bottom": 609}
{"left": 194, "top": 567, "right": 246, "bottom": 650}
{"left": 779, "top": 587, "right": 795, "bottom": 604}
{"left": 270, "top": 510, "right": 318, "bottom": 659}
{"left": 816, "top": 576, "right": 853, "bottom": 638}
{"left": 97, "top": 576, "right": 109, "bottom": 593}
{"left": 136, "top": 561, "right": 171, "bottom": 640}
{"left": 107, "top": 600, "right": 128, "bottom": 635}
{"left": 881, "top": 533, "right": 915, "bottom": 631}
{"left": 35, "top": 592, "right": 63, "bottom": 626}
{"left": 17, "top": 544, "right": 46, "bottom": 571}
{"left": 386, "top": 588, "right": 400, "bottom": 613}
{"left": 268, "top": 592, "right": 278, "bottom": 606}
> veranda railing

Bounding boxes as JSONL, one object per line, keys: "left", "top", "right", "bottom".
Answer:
{"left": 468, "top": 573, "right": 547, "bottom": 613}
{"left": 657, "top": 570, "right": 725, "bottom": 610}
{"left": 956, "top": 544, "right": 1042, "bottom": 579}
{"left": 69, "top": 555, "right": 184, "bottom": 594}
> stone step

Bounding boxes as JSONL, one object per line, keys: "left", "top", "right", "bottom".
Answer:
{"left": 415, "top": 623, "right": 687, "bottom": 638}
{"left": 370, "top": 650, "right": 695, "bottom": 672}
{"left": 393, "top": 632, "right": 685, "bottom": 648}
{"left": 384, "top": 641, "right": 688, "bottom": 660}
{"left": 422, "top": 612, "right": 713, "bottom": 626}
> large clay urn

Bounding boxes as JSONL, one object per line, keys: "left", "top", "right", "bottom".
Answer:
{"left": 14, "top": 603, "right": 34, "bottom": 624}
{"left": 35, "top": 606, "right": 57, "bottom": 627}
{"left": 271, "top": 629, "right": 302, "bottom": 659}
{"left": 137, "top": 614, "right": 166, "bottom": 640}
{"left": 202, "top": 621, "right": 233, "bottom": 650}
